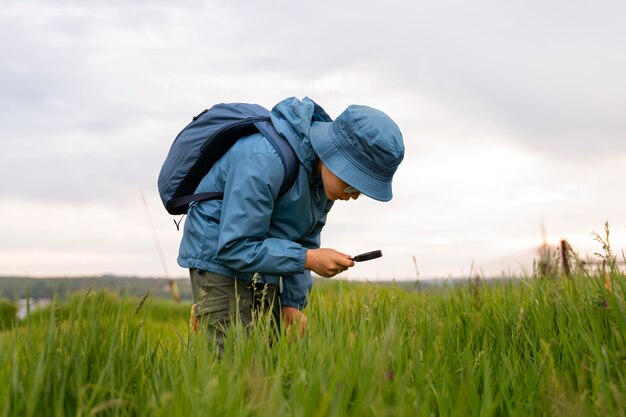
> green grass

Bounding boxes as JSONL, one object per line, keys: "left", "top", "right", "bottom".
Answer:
{"left": 1, "top": 273, "right": 625, "bottom": 416}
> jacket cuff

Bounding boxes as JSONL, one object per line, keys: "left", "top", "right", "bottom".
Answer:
{"left": 280, "top": 270, "right": 313, "bottom": 310}
{"left": 280, "top": 298, "right": 303, "bottom": 309}
{"left": 297, "top": 246, "right": 308, "bottom": 273}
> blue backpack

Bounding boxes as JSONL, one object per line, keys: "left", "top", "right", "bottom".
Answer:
{"left": 158, "top": 103, "right": 299, "bottom": 216}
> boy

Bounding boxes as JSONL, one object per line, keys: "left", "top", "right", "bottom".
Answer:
{"left": 178, "top": 97, "right": 404, "bottom": 346}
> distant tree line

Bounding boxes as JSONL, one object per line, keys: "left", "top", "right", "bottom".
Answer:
{"left": 0, "top": 276, "right": 192, "bottom": 301}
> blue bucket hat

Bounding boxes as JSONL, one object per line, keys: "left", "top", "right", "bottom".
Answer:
{"left": 308, "top": 105, "right": 405, "bottom": 202}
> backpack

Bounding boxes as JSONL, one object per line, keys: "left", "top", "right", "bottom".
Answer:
{"left": 158, "top": 103, "right": 299, "bottom": 216}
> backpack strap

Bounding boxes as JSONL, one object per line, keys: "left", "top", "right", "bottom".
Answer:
{"left": 166, "top": 192, "right": 224, "bottom": 213}
{"left": 165, "top": 120, "right": 298, "bottom": 214}
{"left": 253, "top": 120, "right": 299, "bottom": 197}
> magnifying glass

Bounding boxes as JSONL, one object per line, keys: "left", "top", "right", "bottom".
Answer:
{"left": 351, "top": 250, "right": 383, "bottom": 262}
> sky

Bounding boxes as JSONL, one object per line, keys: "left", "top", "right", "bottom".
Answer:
{"left": 1, "top": 0, "right": 625, "bottom": 280}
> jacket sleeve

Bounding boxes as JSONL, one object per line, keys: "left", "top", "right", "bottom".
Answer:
{"left": 215, "top": 147, "right": 308, "bottom": 276}
{"left": 281, "top": 201, "right": 333, "bottom": 309}
{"left": 280, "top": 271, "right": 313, "bottom": 310}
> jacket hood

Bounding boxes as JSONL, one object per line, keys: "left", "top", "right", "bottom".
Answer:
{"left": 270, "top": 97, "right": 332, "bottom": 179}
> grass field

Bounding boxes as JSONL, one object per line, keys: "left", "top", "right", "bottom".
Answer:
{"left": 1, "top": 271, "right": 625, "bottom": 416}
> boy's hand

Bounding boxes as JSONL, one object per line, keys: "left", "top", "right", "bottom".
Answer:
{"left": 305, "top": 248, "right": 355, "bottom": 278}
{"left": 281, "top": 306, "right": 307, "bottom": 338}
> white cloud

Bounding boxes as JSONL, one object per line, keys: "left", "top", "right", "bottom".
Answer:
{"left": 1, "top": 0, "right": 625, "bottom": 279}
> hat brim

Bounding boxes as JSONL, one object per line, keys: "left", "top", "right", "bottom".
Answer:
{"left": 308, "top": 122, "right": 393, "bottom": 202}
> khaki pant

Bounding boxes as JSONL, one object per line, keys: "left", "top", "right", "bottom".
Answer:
{"left": 189, "top": 269, "right": 281, "bottom": 355}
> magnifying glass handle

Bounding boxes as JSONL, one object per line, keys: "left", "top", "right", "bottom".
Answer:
{"left": 351, "top": 250, "right": 383, "bottom": 262}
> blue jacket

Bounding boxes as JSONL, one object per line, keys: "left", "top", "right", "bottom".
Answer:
{"left": 178, "top": 97, "right": 333, "bottom": 309}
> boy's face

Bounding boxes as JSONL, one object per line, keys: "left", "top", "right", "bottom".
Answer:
{"left": 319, "top": 162, "right": 361, "bottom": 201}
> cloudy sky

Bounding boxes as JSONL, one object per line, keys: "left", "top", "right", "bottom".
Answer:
{"left": 1, "top": 0, "right": 625, "bottom": 280}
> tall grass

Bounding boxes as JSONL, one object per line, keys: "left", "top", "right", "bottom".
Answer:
{"left": 0, "top": 299, "right": 16, "bottom": 331}
{"left": 1, "top": 272, "right": 624, "bottom": 416}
